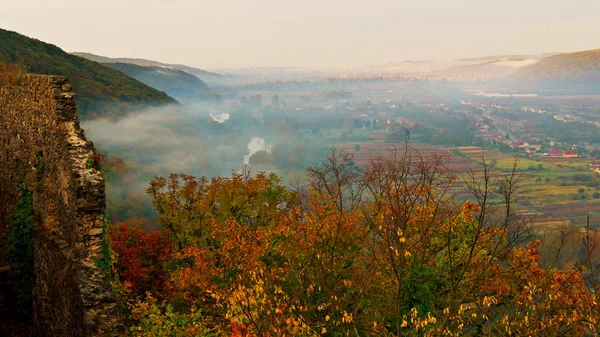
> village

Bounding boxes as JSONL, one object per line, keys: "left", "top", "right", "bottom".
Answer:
{"left": 458, "top": 98, "right": 600, "bottom": 168}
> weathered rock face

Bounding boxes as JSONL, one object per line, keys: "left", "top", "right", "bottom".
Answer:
{"left": 0, "top": 75, "right": 121, "bottom": 336}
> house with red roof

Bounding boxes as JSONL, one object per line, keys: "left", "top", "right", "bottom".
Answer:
{"left": 564, "top": 150, "right": 578, "bottom": 158}
{"left": 589, "top": 162, "right": 600, "bottom": 170}
{"left": 546, "top": 149, "right": 564, "bottom": 158}
{"left": 514, "top": 141, "right": 529, "bottom": 148}
{"left": 545, "top": 149, "right": 578, "bottom": 158}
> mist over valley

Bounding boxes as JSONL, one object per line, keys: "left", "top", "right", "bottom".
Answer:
{"left": 2, "top": 2, "right": 600, "bottom": 335}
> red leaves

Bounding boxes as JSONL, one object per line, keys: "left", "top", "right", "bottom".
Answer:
{"left": 109, "top": 222, "right": 172, "bottom": 297}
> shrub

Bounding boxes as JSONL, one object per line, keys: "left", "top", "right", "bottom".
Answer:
{"left": 109, "top": 222, "right": 172, "bottom": 297}
{"left": 0, "top": 62, "right": 25, "bottom": 87}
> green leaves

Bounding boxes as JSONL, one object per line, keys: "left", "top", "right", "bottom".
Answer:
{"left": 6, "top": 182, "right": 36, "bottom": 315}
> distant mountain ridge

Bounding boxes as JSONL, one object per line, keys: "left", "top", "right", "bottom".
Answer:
{"left": 510, "top": 49, "right": 600, "bottom": 88}
{"left": 73, "top": 52, "right": 222, "bottom": 79}
{"left": 0, "top": 28, "right": 177, "bottom": 118}
{"left": 453, "top": 55, "right": 543, "bottom": 63}
{"left": 380, "top": 55, "right": 543, "bottom": 75}
{"left": 104, "top": 62, "right": 209, "bottom": 100}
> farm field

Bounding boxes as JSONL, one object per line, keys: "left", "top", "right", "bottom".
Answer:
{"left": 330, "top": 142, "right": 600, "bottom": 227}
{"left": 333, "top": 141, "right": 471, "bottom": 172}
{"left": 455, "top": 146, "right": 600, "bottom": 226}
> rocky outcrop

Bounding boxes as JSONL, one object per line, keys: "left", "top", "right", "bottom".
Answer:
{"left": 0, "top": 75, "right": 121, "bottom": 336}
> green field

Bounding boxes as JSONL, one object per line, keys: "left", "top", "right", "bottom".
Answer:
{"left": 454, "top": 147, "right": 600, "bottom": 226}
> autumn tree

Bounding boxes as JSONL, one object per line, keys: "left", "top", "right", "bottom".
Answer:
{"left": 109, "top": 220, "right": 172, "bottom": 297}
{"left": 147, "top": 170, "right": 289, "bottom": 249}
{"left": 119, "top": 140, "right": 600, "bottom": 336}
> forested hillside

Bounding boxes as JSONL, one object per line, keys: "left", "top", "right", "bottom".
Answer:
{"left": 104, "top": 63, "right": 209, "bottom": 100}
{"left": 0, "top": 29, "right": 177, "bottom": 118}
{"left": 73, "top": 52, "right": 222, "bottom": 80}
{"left": 511, "top": 49, "right": 600, "bottom": 88}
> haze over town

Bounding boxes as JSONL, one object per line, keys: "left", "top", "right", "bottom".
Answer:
{"left": 2, "top": 0, "right": 600, "bottom": 68}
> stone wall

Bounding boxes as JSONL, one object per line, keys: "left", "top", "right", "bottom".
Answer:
{"left": 0, "top": 75, "right": 121, "bottom": 336}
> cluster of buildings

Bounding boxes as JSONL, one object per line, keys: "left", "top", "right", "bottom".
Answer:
{"left": 545, "top": 149, "right": 579, "bottom": 158}
{"left": 522, "top": 105, "right": 600, "bottom": 128}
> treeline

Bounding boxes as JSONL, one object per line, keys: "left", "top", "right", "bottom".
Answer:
{"left": 107, "top": 142, "right": 600, "bottom": 336}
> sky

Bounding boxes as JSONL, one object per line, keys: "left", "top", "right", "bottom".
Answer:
{"left": 2, "top": 0, "right": 599, "bottom": 69}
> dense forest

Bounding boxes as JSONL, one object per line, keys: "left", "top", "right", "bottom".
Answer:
{"left": 0, "top": 29, "right": 177, "bottom": 118}
{"left": 105, "top": 143, "right": 600, "bottom": 336}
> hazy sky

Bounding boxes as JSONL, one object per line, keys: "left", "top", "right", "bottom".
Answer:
{"left": 2, "top": 0, "right": 599, "bottom": 69}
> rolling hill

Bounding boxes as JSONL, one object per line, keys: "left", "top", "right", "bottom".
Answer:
{"left": 0, "top": 28, "right": 177, "bottom": 118}
{"left": 72, "top": 52, "right": 222, "bottom": 80}
{"left": 511, "top": 49, "right": 600, "bottom": 88}
{"left": 379, "top": 55, "right": 542, "bottom": 77}
{"left": 429, "top": 56, "right": 541, "bottom": 79}
{"left": 104, "top": 63, "right": 209, "bottom": 100}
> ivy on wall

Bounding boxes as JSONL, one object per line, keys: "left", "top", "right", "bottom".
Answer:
{"left": 6, "top": 181, "right": 36, "bottom": 315}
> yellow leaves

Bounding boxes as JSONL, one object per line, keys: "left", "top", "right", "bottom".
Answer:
{"left": 401, "top": 320, "right": 408, "bottom": 328}
{"left": 404, "top": 250, "right": 412, "bottom": 258}
{"left": 457, "top": 304, "right": 467, "bottom": 315}
{"left": 341, "top": 311, "right": 353, "bottom": 323}
{"left": 321, "top": 327, "right": 327, "bottom": 334}
{"left": 427, "top": 313, "right": 437, "bottom": 324}
{"left": 482, "top": 296, "right": 497, "bottom": 307}
{"left": 325, "top": 315, "right": 330, "bottom": 322}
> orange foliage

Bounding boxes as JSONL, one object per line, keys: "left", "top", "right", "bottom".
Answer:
{"left": 115, "top": 148, "right": 600, "bottom": 336}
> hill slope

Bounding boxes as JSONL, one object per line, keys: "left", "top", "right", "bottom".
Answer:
{"left": 511, "top": 49, "right": 600, "bottom": 88}
{"left": 0, "top": 28, "right": 177, "bottom": 118}
{"left": 105, "top": 63, "right": 209, "bottom": 100}
{"left": 431, "top": 57, "right": 540, "bottom": 79}
{"left": 73, "top": 52, "right": 222, "bottom": 80}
